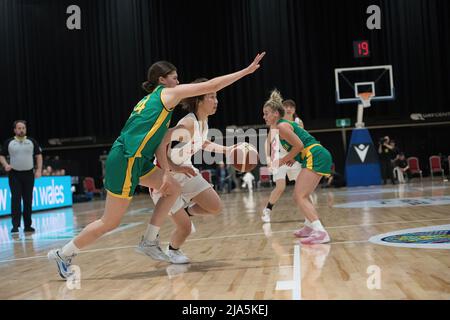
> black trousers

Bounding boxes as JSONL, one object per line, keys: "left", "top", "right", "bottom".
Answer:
{"left": 8, "top": 169, "right": 35, "bottom": 228}
{"left": 380, "top": 159, "right": 395, "bottom": 184}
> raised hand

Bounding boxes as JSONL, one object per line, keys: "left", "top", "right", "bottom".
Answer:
{"left": 246, "top": 52, "right": 266, "bottom": 74}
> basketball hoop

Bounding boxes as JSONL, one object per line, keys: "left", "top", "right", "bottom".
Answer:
{"left": 358, "top": 92, "right": 374, "bottom": 108}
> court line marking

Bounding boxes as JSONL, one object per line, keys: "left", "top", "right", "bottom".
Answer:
{"left": 293, "top": 245, "right": 301, "bottom": 300}
{"left": 185, "top": 217, "right": 450, "bottom": 242}
{"left": 0, "top": 222, "right": 143, "bottom": 246}
{"left": 275, "top": 245, "right": 301, "bottom": 300}
{"left": 1, "top": 217, "right": 449, "bottom": 264}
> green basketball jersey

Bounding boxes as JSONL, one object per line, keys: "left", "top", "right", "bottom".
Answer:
{"left": 114, "top": 85, "right": 173, "bottom": 159}
{"left": 277, "top": 118, "right": 319, "bottom": 162}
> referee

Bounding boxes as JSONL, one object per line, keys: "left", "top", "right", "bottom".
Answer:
{"left": 0, "top": 120, "right": 42, "bottom": 233}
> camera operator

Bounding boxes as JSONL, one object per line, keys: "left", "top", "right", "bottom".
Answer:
{"left": 378, "top": 136, "right": 396, "bottom": 185}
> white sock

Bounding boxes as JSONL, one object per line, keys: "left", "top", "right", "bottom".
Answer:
{"left": 144, "top": 224, "right": 160, "bottom": 242}
{"left": 311, "top": 220, "right": 326, "bottom": 232}
{"left": 61, "top": 240, "right": 80, "bottom": 257}
{"left": 304, "top": 218, "right": 312, "bottom": 227}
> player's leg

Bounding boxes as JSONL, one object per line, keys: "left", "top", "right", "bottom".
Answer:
{"left": 48, "top": 146, "right": 139, "bottom": 278}
{"left": 179, "top": 174, "right": 222, "bottom": 216}
{"left": 293, "top": 168, "right": 330, "bottom": 244}
{"left": 288, "top": 165, "right": 315, "bottom": 231}
{"left": 186, "top": 187, "right": 222, "bottom": 216}
{"left": 262, "top": 178, "right": 286, "bottom": 223}
{"left": 295, "top": 146, "right": 332, "bottom": 242}
{"left": 47, "top": 193, "right": 131, "bottom": 279}
{"left": 166, "top": 209, "right": 192, "bottom": 264}
{"left": 137, "top": 166, "right": 181, "bottom": 261}
{"left": 261, "top": 165, "right": 287, "bottom": 222}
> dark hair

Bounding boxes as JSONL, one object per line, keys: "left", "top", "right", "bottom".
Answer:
{"left": 13, "top": 120, "right": 26, "bottom": 129}
{"left": 181, "top": 78, "right": 209, "bottom": 113}
{"left": 282, "top": 99, "right": 296, "bottom": 108}
{"left": 282, "top": 99, "right": 299, "bottom": 120}
{"left": 142, "top": 61, "right": 177, "bottom": 93}
{"left": 263, "top": 89, "right": 285, "bottom": 117}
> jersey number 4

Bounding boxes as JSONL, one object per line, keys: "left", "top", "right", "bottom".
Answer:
{"left": 133, "top": 96, "right": 149, "bottom": 114}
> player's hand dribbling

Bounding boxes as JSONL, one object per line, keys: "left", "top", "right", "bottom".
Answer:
{"left": 245, "top": 52, "right": 266, "bottom": 74}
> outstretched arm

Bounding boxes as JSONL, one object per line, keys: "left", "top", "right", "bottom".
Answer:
{"left": 202, "top": 140, "right": 231, "bottom": 155}
{"left": 161, "top": 52, "right": 266, "bottom": 109}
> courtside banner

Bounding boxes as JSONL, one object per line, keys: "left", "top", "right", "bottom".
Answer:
{"left": 0, "top": 176, "right": 73, "bottom": 216}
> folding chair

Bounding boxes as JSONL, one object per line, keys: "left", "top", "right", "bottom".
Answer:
{"left": 407, "top": 157, "right": 423, "bottom": 181}
{"left": 429, "top": 156, "right": 445, "bottom": 180}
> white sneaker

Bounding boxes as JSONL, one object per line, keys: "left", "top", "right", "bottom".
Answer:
{"left": 261, "top": 208, "right": 271, "bottom": 223}
{"left": 47, "top": 249, "right": 75, "bottom": 279}
{"left": 136, "top": 235, "right": 170, "bottom": 262}
{"left": 167, "top": 246, "right": 190, "bottom": 264}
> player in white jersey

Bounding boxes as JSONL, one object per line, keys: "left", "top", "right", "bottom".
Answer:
{"left": 282, "top": 99, "right": 303, "bottom": 127}
{"left": 261, "top": 99, "right": 303, "bottom": 223}
{"left": 140, "top": 78, "right": 239, "bottom": 264}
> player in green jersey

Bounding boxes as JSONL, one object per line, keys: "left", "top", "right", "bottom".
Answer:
{"left": 48, "top": 52, "right": 266, "bottom": 278}
{"left": 262, "top": 90, "right": 332, "bottom": 245}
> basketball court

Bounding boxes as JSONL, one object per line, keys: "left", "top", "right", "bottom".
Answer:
{"left": 1, "top": 0, "right": 450, "bottom": 305}
{"left": 1, "top": 179, "right": 448, "bottom": 300}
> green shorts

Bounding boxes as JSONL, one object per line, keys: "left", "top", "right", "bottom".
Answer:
{"left": 104, "top": 144, "right": 156, "bottom": 199}
{"left": 300, "top": 144, "right": 332, "bottom": 177}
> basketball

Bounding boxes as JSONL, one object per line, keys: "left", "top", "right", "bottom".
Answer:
{"left": 229, "top": 143, "right": 259, "bottom": 172}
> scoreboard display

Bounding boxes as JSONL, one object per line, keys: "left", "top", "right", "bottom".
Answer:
{"left": 353, "top": 40, "right": 370, "bottom": 58}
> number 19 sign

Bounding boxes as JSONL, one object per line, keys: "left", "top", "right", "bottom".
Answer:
{"left": 353, "top": 40, "right": 370, "bottom": 58}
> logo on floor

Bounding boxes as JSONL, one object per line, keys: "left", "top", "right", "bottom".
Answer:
{"left": 369, "top": 224, "right": 450, "bottom": 249}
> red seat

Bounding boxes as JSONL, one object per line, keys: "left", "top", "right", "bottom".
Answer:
{"left": 429, "top": 156, "right": 445, "bottom": 180}
{"left": 258, "top": 166, "right": 273, "bottom": 188}
{"left": 407, "top": 157, "right": 423, "bottom": 181}
{"left": 83, "top": 177, "right": 102, "bottom": 196}
{"left": 201, "top": 170, "right": 213, "bottom": 184}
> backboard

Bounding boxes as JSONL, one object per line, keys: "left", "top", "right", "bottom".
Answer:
{"left": 335, "top": 65, "right": 395, "bottom": 105}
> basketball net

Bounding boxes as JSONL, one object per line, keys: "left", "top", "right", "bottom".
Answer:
{"left": 354, "top": 92, "right": 374, "bottom": 128}
{"left": 358, "top": 92, "right": 374, "bottom": 108}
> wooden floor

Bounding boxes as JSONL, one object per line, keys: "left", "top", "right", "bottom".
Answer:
{"left": 0, "top": 179, "right": 449, "bottom": 300}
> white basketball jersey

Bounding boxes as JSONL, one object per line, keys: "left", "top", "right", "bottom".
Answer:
{"left": 169, "top": 113, "right": 209, "bottom": 166}
{"left": 270, "top": 129, "right": 288, "bottom": 160}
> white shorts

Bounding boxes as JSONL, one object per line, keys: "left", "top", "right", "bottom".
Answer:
{"left": 272, "top": 163, "right": 302, "bottom": 182}
{"left": 150, "top": 167, "right": 212, "bottom": 215}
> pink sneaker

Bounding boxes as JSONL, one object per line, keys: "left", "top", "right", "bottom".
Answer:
{"left": 293, "top": 225, "right": 314, "bottom": 238}
{"left": 300, "top": 230, "right": 330, "bottom": 245}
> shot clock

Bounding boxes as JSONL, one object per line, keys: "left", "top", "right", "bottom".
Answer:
{"left": 353, "top": 40, "right": 370, "bottom": 58}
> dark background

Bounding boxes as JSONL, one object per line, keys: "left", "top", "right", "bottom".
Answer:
{"left": 1, "top": 0, "right": 449, "bottom": 180}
